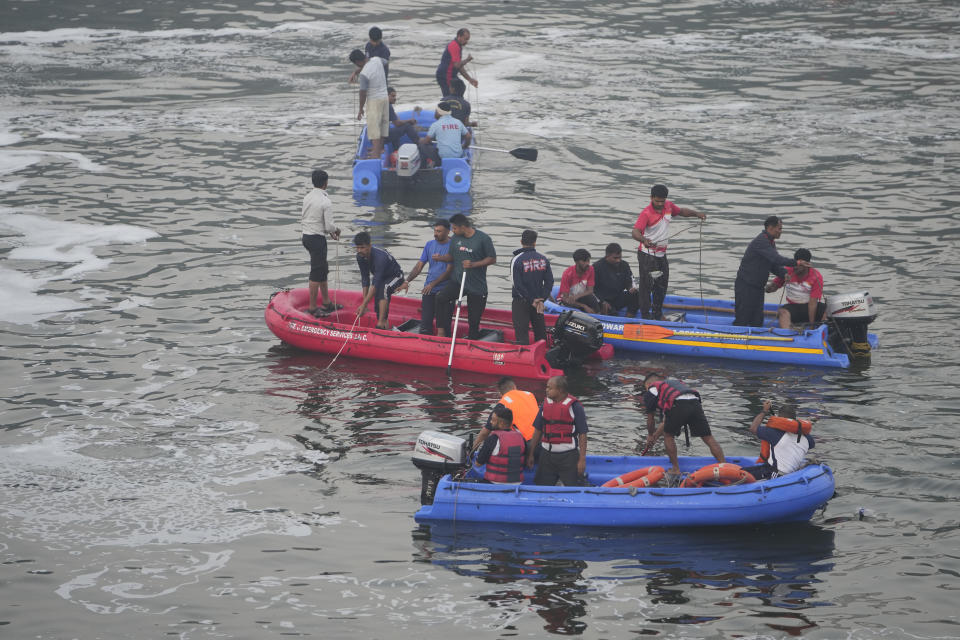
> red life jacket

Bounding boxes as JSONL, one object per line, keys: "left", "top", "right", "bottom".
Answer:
{"left": 652, "top": 378, "right": 700, "bottom": 411}
{"left": 758, "top": 416, "right": 813, "bottom": 463}
{"left": 483, "top": 430, "right": 526, "bottom": 483}
{"left": 541, "top": 395, "right": 578, "bottom": 445}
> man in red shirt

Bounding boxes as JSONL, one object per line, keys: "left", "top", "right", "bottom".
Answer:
{"left": 556, "top": 249, "right": 599, "bottom": 313}
{"left": 435, "top": 28, "right": 478, "bottom": 97}
{"left": 765, "top": 248, "right": 826, "bottom": 328}
{"left": 630, "top": 184, "right": 706, "bottom": 319}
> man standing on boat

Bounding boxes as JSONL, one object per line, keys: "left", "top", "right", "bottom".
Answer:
{"left": 436, "top": 28, "right": 478, "bottom": 97}
{"left": 593, "top": 243, "right": 641, "bottom": 317}
{"left": 396, "top": 219, "right": 452, "bottom": 334}
{"left": 765, "top": 248, "right": 826, "bottom": 329}
{"left": 353, "top": 231, "right": 404, "bottom": 330}
{"left": 733, "top": 216, "right": 808, "bottom": 327}
{"left": 526, "top": 376, "right": 588, "bottom": 486}
{"left": 349, "top": 49, "right": 389, "bottom": 160}
{"left": 349, "top": 26, "right": 391, "bottom": 82}
{"left": 510, "top": 229, "right": 554, "bottom": 345}
{"left": 642, "top": 373, "right": 725, "bottom": 482}
{"left": 631, "top": 184, "right": 706, "bottom": 320}
{"left": 434, "top": 214, "right": 496, "bottom": 340}
{"left": 301, "top": 168, "right": 341, "bottom": 317}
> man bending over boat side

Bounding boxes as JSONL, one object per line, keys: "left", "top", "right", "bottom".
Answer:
{"left": 396, "top": 219, "right": 452, "bottom": 334}
{"left": 764, "top": 248, "right": 827, "bottom": 329}
{"left": 353, "top": 232, "right": 404, "bottom": 330}
{"left": 470, "top": 376, "right": 539, "bottom": 456}
{"left": 434, "top": 213, "right": 496, "bottom": 340}
{"left": 741, "top": 400, "right": 815, "bottom": 479}
{"left": 418, "top": 101, "right": 471, "bottom": 168}
{"left": 511, "top": 229, "right": 554, "bottom": 345}
{"left": 643, "top": 373, "right": 725, "bottom": 482}
{"left": 556, "top": 249, "right": 600, "bottom": 313}
{"left": 631, "top": 184, "right": 706, "bottom": 320}
{"left": 475, "top": 405, "right": 526, "bottom": 484}
{"left": 301, "top": 168, "right": 342, "bottom": 317}
{"left": 526, "top": 376, "right": 588, "bottom": 486}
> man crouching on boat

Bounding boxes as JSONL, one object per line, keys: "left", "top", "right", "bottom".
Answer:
{"left": 526, "top": 376, "right": 588, "bottom": 486}
{"left": 475, "top": 405, "right": 526, "bottom": 484}
{"left": 353, "top": 232, "right": 404, "bottom": 330}
{"left": 643, "top": 373, "right": 725, "bottom": 482}
{"left": 742, "top": 400, "right": 815, "bottom": 479}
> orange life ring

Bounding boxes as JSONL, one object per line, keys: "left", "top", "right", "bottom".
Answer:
{"left": 681, "top": 463, "right": 756, "bottom": 488}
{"left": 602, "top": 466, "right": 666, "bottom": 488}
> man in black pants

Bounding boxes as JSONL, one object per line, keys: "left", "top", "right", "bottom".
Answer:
{"left": 733, "top": 216, "right": 808, "bottom": 327}
{"left": 435, "top": 213, "right": 496, "bottom": 340}
{"left": 593, "top": 243, "right": 641, "bottom": 317}
{"left": 510, "top": 229, "right": 554, "bottom": 344}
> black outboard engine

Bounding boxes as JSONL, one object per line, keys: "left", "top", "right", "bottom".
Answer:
{"left": 546, "top": 309, "right": 605, "bottom": 369}
{"left": 411, "top": 431, "right": 469, "bottom": 505}
{"left": 826, "top": 291, "right": 877, "bottom": 359}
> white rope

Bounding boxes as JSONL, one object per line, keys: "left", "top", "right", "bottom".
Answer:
{"left": 325, "top": 310, "right": 361, "bottom": 370}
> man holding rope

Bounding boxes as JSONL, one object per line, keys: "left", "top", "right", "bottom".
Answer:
{"left": 436, "top": 28, "right": 478, "bottom": 97}
{"left": 631, "top": 184, "right": 706, "bottom": 320}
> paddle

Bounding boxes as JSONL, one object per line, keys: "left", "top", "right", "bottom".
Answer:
{"left": 470, "top": 145, "right": 538, "bottom": 161}
{"left": 622, "top": 324, "right": 797, "bottom": 342}
{"left": 446, "top": 271, "right": 468, "bottom": 375}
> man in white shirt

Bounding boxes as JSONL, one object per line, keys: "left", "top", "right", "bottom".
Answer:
{"left": 349, "top": 49, "right": 389, "bottom": 160}
{"left": 301, "top": 168, "right": 341, "bottom": 316}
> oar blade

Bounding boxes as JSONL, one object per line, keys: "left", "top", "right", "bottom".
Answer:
{"left": 622, "top": 324, "right": 675, "bottom": 341}
{"left": 509, "top": 147, "right": 538, "bottom": 161}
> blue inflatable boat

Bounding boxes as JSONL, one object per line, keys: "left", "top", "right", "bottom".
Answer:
{"left": 412, "top": 432, "right": 835, "bottom": 528}
{"left": 352, "top": 108, "right": 472, "bottom": 193}
{"left": 544, "top": 288, "right": 879, "bottom": 368}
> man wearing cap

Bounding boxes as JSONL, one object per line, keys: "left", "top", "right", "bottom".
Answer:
{"left": 765, "top": 248, "right": 826, "bottom": 329}
{"left": 734, "top": 216, "right": 808, "bottom": 327}
{"left": 631, "top": 184, "right": 706, "bottom": 320}
{"left": 349, "top": 49, "right": 389, "bottom": 160}
{"left": 418, "top": 101, "right": 471, "bottom": 167}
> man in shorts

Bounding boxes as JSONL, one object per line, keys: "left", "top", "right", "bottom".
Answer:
{"left": 765, "top": 248, "right": 826, "bottom": 329}
{"left": 300, "top": 168, "right": 341, "bottom": 316}
{"left": 642, "top": 373, "right": 725, "bottom": 481}
{"left": 353, "top": 231, "right": 404, "bottom": 330}
{"left": 349, "top": 49, "right": 389, "bottom": 160}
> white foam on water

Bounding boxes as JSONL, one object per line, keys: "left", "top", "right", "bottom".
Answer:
{"left": 37, "top": 130, "right": 82, "bottom": 140}
{"left": 0, "top": 211, "right": 158, "bottom": 324}
{"left": 0, "top": 149, "right": 105, "bottom": 174}
{"left": 0, "top": 21, "right": 343, "bottom": 45}
{"left": 0, "top": 131, "right": 22, "bottom": 145}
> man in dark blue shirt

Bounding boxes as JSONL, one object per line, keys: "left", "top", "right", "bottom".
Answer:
{"left": 511, "top": 229, "right": 554, "bottom": 344}
{"left": 387, "top": 87, "right": 420, "bottom": 151}
{"left": 733, "top": 216, "right": 808, "bottom": 327}
{"left": 350, "top": 26, "right": 390, "bottom": 83}
{"left": 592, "top": 243, "right": 640, "bottom": 317}
{"left": 354, "top": 231, "right": 404, "bottom": 329}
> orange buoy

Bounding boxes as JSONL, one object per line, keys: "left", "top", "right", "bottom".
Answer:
{"left": 681, "top": 463, "right": 756, "bottom": 488}
{"left": 602, "top": 466, "right": 666, "bottom": 488}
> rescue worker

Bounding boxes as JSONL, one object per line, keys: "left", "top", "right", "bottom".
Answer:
{"left": 526, "top": 376, "right": 588, "bottom": 486}
{"left": 475, "top": 405, "right": 526, "bottom": 484}
{"left": 742, "top": 400, "right": 815, "bottom": 479}
{"left": 471, "top": 377, "right": 540, "bottom": 455}
{"left": 642, "top": 373, "right": 725, "bottom": 481}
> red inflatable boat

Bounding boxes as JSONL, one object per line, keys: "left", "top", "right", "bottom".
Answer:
{"left": 264, "top": 288, "right": 611, "bottom": 379}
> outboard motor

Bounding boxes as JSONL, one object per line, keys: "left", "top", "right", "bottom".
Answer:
{"left": 411, "top": 430, "right": 469, "bottom": 505}
{"left": 826, "top": 291, "right": 877, "bottom": 359}
{"left": 396, "top": 143, "right": 421, "bottom": 178}
{"left": 546, "top": 309, "right": 605, "bottom": 369}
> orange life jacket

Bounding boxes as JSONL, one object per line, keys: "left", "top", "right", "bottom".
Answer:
{"left": 758, "top": 416, "right": 813, "bottom": 463}
{"left": 500, "top": 389, "right": 539, "bottom": 441}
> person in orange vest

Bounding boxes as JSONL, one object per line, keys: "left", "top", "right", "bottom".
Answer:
{"left": 642, "top": 373, "right": 725, "bottom": 481}
{"left": 743, "top": 400, "right": 815, "bottom": 479}
{"left": 526, "top": 375, "right": 588, "bottom": 486}
{"left": 475, "top": 405, "right": 526, "bottom": 484}
{"left": 470, "top": 377, "right": 539, "bottom": 455}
